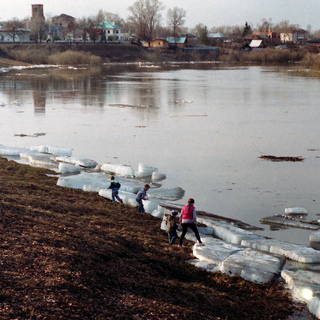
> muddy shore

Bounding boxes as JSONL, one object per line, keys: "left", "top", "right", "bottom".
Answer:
{"left": 0, "top": 157, "right": 311, "bottom": 319}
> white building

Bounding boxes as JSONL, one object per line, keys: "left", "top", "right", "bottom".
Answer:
{"left": 99, "top": 21, "right": 123, "bottom": 41}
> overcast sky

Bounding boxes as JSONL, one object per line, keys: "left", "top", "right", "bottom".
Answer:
{"left": 1, "top": 0, "right": 318, "bottom": 31}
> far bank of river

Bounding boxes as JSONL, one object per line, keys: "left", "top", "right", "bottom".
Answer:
{"left": 0, "top": 42, "right": 318, "bottom": 71}
{"left": 0, "top": 43, "right": 206, "bottom": 66}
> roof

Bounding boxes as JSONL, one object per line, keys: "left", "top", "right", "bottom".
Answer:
{"left": 208, "top": 32, "right": 227, "bottom": 39}
{"left": 53, "top": 13, "right": 75, "bottom": 20}
{"left": 245, "top": 34, "right": 268, "bottom": 40}
{"left": 0, "top": 28, "right": 30, "bottom": 33}
{"left": 276, "top": 45, "right": 288, "bottom": 49}
{"left": 123, "top": 33, "right": 134, "bottom": 38}
{"left": 293, "top": 29, "right": 307, "bottom": 33}
{"left": 151, "top": 38, "right": 168, "bottom": 43}
{"left": 250, "top": 40, "right": 264, "bottom": 48}
{"left": 167, "top": 36, "right": 187, "bottom": 44}
{"left": 99, "top": 21, "right": 121, "bottom": 30}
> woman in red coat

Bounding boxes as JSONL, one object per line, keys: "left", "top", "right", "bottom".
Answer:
{"left": 179, "top": 198, "right": 203, "bottom": 247}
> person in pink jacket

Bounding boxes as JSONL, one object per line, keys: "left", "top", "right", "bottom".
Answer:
{"left": 179, "top": 198, "right": 203, "bottom": 247}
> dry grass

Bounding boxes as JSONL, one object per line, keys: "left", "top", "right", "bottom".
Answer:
{"left": 0, "top": 43, "right": 149, "bottom": 66}
{"left": 1, "top": 46, "right": 50, "bottom": 64}
{"left": 301, "top": 52, "right": 320, "bottom": 70}
{"left": 0, "top": 56, "right": 30, "bottom": 67}
{"left": 48, "top": 50, "right": 101, "bottom": 66}
{"left": 220, "top": 48, "right": 307, "bottom": 65}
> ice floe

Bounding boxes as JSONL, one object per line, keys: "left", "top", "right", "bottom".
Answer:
{"left": 179, "top": 233, "right": 285, "bottom": 283}
{"left": 151, "top": 171, "right": 166, "bottom": 182}
{"left": 147, "top": 187, "right": 185, "bottom": 201}
{"left": 57, "top": 172, "right": 109, "bottom": 190}
{"left": 30, "top": 145, "right": 72, "bottom": 156}
{"left": 101, "top": 163, "right": 135, "bottom": 176}
{"left": 285, "top": 207, "right": 308, "bottom": 214}
{"left": 310, "top": 231, "right": 320, "bottom": 243}
{"left": 53, "top": 155, "right": 98, "bottom": 168}
{"left": 100, "top": 162, "right": 165, "bottom": 180}
{"left": 281, "top": 269, "right": 320, "bottom": 319}
{"left": 20, "top": 153, "right": 59, "bottom": 170}
{"left": 135, "top": 163, "right": 158, "bottom": 178}
{"left": 260, "top": 215, "right": 319, "bottom": 230}
{"left": 58, "top": 162, "right": 81, "bottom": 174}
{"left": 0, "top": 145, "right": 31, "bottom": 156}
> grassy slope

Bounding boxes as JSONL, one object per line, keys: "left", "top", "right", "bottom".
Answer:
{"left": 0, "top": 43, "right": 150, "bottom": 65}
{"left": 0, "top": 157, "right": 306, "bottom": 319}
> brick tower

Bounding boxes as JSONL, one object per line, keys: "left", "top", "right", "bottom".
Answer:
{"left": 31, "top": 4, "right": 45, "bottom": 21}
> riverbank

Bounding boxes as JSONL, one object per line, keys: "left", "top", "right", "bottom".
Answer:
{"left": 0, "top": 43, "right": 198, "bottom": 65}
{"left": 0, "top": 157, "right": 310, "bottom": 319}
{"left": 0, "top": 43, "right": 315, "bottom": 68}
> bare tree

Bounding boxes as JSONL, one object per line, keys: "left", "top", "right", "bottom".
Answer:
{"left": 87, "top": 17, "right": 101, "bottom": 42}
{"left": 30, "top": 17, "right": 47, "bottom": 42}
{"left": 256, "top": 18, "right": 273, "bottom": 32}
{"left": 77, "top": 17, "right": 89, "bottom": 42}
{"left": 167, "top": 7, "right": 186, "bottom": 37}
{"left": 273, "top": 20, "right": 300, "bottom": 33}
{"left": 3, "top": 18, "right": 25, "bottom": 42}
{"left": 128, "top": 0, "right": 164, "bottom": 42}
{"left": 95, "top": 9, "right": 125, "bottom": 27}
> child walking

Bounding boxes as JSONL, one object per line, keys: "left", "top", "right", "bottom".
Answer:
{"left": 108, "top": 176, "right": 123, "bottom": 203}
{"left": 136, "top": 184, "right": 150, "bottom": 212}
{"left": 166, "top": 210, "right": 179, "bottom": 244}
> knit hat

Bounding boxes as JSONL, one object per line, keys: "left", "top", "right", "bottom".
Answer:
{"left": 171, "top": 210, "right": 178, "bottom": 216}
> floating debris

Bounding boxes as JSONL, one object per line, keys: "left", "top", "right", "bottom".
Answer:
{"left": 138, "top": 64, "right": 161, "bottom": 68}
{"left": 285, "top": 207, "right": 307, "bottom": 215}
{"left": 175, "top": 100, "right": 193, "bottom": 104}
{"left": 259, "top": 155, "right": 304, "bottom": 162}
{"left": 14, "top": 133, "right": 46, "bottom": 138}
{"left": 109, "top": 104, "right": 152, "bottom": 109}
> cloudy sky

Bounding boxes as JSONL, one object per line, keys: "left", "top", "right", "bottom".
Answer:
{"left": 1, "top": 0, "right": 318, "bottom": 31}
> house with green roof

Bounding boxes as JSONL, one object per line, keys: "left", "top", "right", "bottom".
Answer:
{"left": 99, "top": 21, "right": 124, "bottom": 41}
{"left": 167, "top": 36, "right": 188, "bottom": 48}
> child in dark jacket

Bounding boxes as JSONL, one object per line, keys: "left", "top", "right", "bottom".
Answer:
{"left": 166, "top": 210, "right": 179, "bottom": 244}
{"left": 108, "top": 176, "right": 123, "bottom": 203}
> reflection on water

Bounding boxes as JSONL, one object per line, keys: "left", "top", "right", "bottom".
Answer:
{"left": 1, "top": 64, "right": 320, "bottom": 246}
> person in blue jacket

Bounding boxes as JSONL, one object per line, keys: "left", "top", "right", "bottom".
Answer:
{"left": 136, "top": 184, "right": 150, "bottom": 212}
{"left": 108, "top": 176, "right": 123, "bottom": 203}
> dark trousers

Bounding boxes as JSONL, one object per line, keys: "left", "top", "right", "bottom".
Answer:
{"left": 136, "top": 199, "right": 144, "bottom": 212}
{"left": 180, "top": 223, "right": 201, "bottom": 246}
{"left": 168, "top": 231, "right": 177, "bottom": 244}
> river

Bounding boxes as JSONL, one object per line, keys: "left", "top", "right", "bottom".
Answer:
{"left": 1, "top": 62, "right": 320, "bottom": 246}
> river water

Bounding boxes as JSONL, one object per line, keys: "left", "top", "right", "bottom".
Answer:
{"left": 1, "top": 63, "right": 320, "bottom": 246}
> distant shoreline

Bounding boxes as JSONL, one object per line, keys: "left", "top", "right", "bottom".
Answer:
{"left": 1, "top": 43, "right": 317, "bottom": 70}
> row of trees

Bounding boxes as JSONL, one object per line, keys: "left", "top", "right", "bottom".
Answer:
{"left": 2, "top": 0, "right": 320, "bottom": 43}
